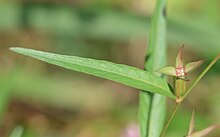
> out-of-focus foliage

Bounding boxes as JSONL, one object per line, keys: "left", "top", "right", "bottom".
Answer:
{"left": 0, "top": 0, "right": 220, "bottom": 137}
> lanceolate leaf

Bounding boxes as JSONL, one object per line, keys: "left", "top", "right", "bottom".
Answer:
{"left": 10, "top": 47, "right": 174, "bottom": 98}
{"left": 187, "top": 110, "right": 195, "bottom": 135}
{"left": 189, "top": 125, "right": 220, "bottom": 137}
{"left": 186, "top": 110, "right": 220, "bottom": 137}
{"left": 157, "top": 66, "right": 176, "bottom": 76}
{"left": 176, "top": 46, "right": 184, "bottom": 68}
{"left": 182, "top": 54, "right": 220, "bottom": 100}
{"left": 185, "top": 60, "right": 204, "bottom": 73}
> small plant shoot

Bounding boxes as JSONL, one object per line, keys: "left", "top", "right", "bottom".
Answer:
{"left": 10, "top": 46, "right": 220, "bottom": 137}
{"left": 159, "top": 49, "right": 220, "bottom": 137}
{"left": 158, "top": 46, "right": 204, "bottom": 103}
{"left": 9, "top": 0, "right": 220, "bottom": 136}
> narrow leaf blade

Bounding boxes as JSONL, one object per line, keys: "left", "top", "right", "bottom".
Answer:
{"left": 176, "top": 46, "right": 184, "bottom": 68}
{"left": 10, "top": 47, "right": 174, "bottom": 98}
{"left": 157, "top": 66, "right": 176, "bottom": 76}
{"left": 183, "top": 54, "right": 220, "bottom": 99}
{"left": 185, "top": 60, "right": 205, "bottom": 73}
{"left": 187, "top": 109, "right": 195, "bottom": 135}
{"left": 190, "top": 125, "right": 220, "bottom": 137}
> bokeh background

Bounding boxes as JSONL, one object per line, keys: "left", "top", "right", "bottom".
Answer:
{"left": 0, "top": 0, "right": 220, "bottom": 137}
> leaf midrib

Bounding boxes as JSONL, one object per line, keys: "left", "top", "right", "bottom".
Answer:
{"left": 29, "top": 50, "right": 174, "bottom": 98}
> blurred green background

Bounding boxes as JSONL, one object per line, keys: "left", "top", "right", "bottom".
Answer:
{"left": 0, "top": 0, "right": 220, "bottom": 137}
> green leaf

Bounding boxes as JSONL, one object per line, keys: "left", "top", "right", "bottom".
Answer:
{"left": 189, "top": 125, "right": 220, "bottom": 137}
{"left": 139, "top": 0, "right": 167, "bottom": 137}
{"left": 186, "top": 110, "right": 220, "bottom": 137}
{"left": 187, "top": 110, "right": 195, "bottom": 135}
{"left": 182, "top": 54, "right": 220, "bottom": 100}
{"left": 10, "top": 47, "right": 174, "bottom": 98}
{"left": 176, "top": 46, "right": 184, "bottom": 68}
{"left": 139, "top": 92, "right": 151, "bottom": 137}
{"left": 148, "top": 94, "right": 166, "bottom": 137}
{"left": 185, "top": 60, "right": 204, "bottom": 73}
{"left": 157, "top": 66, "right": 176, "bottom": 76}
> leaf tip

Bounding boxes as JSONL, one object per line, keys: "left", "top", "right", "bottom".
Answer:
{"left": 9, "top": 47, "right": 18, "bottom": 51}
{"left": 157, "top": 66, "right": 176, "bottom": 76}
{"left": 10, "top": 47, "right": 34, "bottom": 56}
{"left": 9, "top": 47, "right": 25, "bottom": 53}
{"left": 176, "top": 45, "right": 184, "bottom": 68}
{"left": 185, "top": 59, "right": 205, "bottom": 73}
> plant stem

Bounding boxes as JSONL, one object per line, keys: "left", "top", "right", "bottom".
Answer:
{"left": 139, "top": 0, "right": 167, "bottom": 137}
{"left": 160, "top": 103, "right": 181, "bottom": 137}
{"left": 159, "top": 54, "right": 220, "bottom": 137}
{"left": 182, "top": 54, "right": 220, "bottom": 100}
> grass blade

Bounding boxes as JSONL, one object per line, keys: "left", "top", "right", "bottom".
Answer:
{"left": 10, "top": 47, "right": 174, "bottom": 98}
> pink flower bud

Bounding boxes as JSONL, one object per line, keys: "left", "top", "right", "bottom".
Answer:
{"left": 175, "top": 67, "right": 186, "bottom": 77}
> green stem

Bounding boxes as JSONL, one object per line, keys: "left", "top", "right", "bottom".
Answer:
{"left": 160, "top": 103, "right": 181, "bottom": 137}
{"left": 159, "top": 54, "right": 220, "bottom": 137}
{"left": 139, "top": 0, "right": 167, "bottom": 136}
{"left": 182, "top": 54, "right": 220, "bottom": 100}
